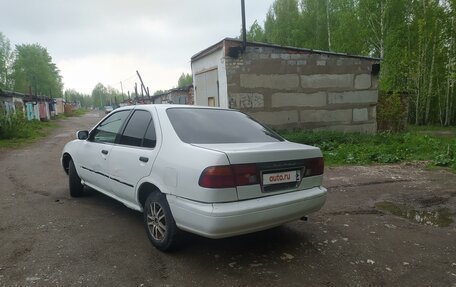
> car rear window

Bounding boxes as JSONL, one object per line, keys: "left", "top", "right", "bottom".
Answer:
{"left": 166, "top": 108, "right": 284, "bottom": 144}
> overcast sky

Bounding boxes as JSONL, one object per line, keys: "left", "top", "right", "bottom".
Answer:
{"left": 0, "top": 0, "right": 275, "bottom": 95}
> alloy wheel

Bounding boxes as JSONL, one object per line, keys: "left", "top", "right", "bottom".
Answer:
{"left": 147, "top": 202, "right": 167, "bottom": 241}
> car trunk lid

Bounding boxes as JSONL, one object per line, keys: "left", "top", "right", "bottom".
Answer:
{"left": 193, "top": 142, "right": 324, "bottom": 200}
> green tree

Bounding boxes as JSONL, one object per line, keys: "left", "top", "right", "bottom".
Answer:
{"left": 106, "top": 86, "right": 123, "bottom": 106}
{"left": 153, "top": 90, "right": 166, "bottom": 96}
{"left": 441, "top": 0, "right": 456, "bottom": 125}
{"left": 358, "top": 0, "right": 412, "bottom": 90}
{"left": 91, "top": 83, "right": 108, "bottom": 108}
{"left": 245, "top": 0, "right": 456, "bottom": 125}
{"left": 247, "top": 20, "right": 266, "bottom": 42}
{"left": 12, "top": 43, "right": 63, "bottom": 97}
{"left": 177, "top": 73, "right": 192, "bottom": 87}
{"left": 0, "top": 32, "right": 14, "bottom": 90}
{"left": 299, "top": 0, "right": 330, "bottom": 50}
{"left": 406, "top": 0, "right": 444, "bottom": 124}
{"left": 65, "top": 89, "right": 92, "bottom": 109}
{"left": 264, "top": 0, "right": 302, "bottom": 47}
{"left": 329, "top": 0, "right": 365, "bottom": 54}
{"left": 91, "top": 83, "right": 124, "bottom": 108}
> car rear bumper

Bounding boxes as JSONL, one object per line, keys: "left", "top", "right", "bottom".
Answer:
{"left": 167, "top": 186, "right": 327, "bottom": 239}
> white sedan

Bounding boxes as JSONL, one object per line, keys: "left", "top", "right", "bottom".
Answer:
{"left": 61, "top": 105, "right": 327, "bottom": 251}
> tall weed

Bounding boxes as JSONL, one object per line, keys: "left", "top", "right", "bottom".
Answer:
{"left": 281, "top": 130, "right": 456, "bottom": 170}
{"left": 0, "top": 112, "right": 53, "bottom": 140}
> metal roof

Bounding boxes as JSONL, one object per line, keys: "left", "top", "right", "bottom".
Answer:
{"left": 0, "top": 90, "right": 26, "bottom": 98}
{"left": 191, "top": 37, "right": 381, "bottom": 62}
{"left": 151, "top": 84, "right": 193, "bottom": 99}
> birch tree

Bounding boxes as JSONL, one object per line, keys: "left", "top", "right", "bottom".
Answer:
{"left": 0, "top": 32, "right": 14, "bottom": 90}
{"left": 441, "top": 0, "right": 456, "bottom": 125}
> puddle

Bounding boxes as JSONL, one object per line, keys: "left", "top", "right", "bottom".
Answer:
{"left": 376, "top": 201, "right": 453, "bottom": 227}
{"left": 418, "top": 196, "right": 449, "bottom": 207}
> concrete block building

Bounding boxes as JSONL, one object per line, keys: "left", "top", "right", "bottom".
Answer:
{"left": 191, "top": 38, "right": 380, "bottom": 132}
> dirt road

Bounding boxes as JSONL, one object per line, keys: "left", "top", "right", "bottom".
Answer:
{"left": 1, "top": 112, "right": 455, "bottom": 286}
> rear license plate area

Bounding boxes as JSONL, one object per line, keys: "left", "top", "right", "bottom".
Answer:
{"left": 262, "top": 169, "right": 301, "bottom": 193}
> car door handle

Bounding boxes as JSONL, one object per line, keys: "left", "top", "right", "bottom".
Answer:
{"left": 101, "top": 150, "right": 109, "bottom": 155}
{"left": 139, "top": 156, "right": 149, "bottom": 163}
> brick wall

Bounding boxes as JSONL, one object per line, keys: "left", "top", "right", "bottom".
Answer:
{"left": 225, "top": 45, "right": 380, "bottom": 133}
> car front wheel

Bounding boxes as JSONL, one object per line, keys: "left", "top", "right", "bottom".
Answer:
{"left": 144, "top": 192, "right": 179, "bottom": 251}
{"left": 69, "top": 159, "right": 84, "bottom": 197}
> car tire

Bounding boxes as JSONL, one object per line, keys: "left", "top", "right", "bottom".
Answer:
{"left": 69, "top": 159, "right": 84, "bottom": 197}
{"left": 144, "top": 192, "right": 179, "bottom": 251}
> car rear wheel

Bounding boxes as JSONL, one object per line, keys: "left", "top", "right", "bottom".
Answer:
{"left": 144, "top": 192, "right": 179, "bottom": 251}
{"left": 69, "top": 159, "right": 84, "bottom": 197}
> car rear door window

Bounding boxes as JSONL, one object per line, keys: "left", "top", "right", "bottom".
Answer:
{"left": 166, "top": 108, "right": 284, "bottom": 144}
{"left": 119, "top": 110, "right": 153, "bottom": 147}
{"left": 91, "top": 110, "right": 130, "bottom": 144}
{"left": 143, "top": 119, "right": 157, "bottom": 148}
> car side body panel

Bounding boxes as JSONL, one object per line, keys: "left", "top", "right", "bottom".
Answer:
{"left": 109, "top": 108, "right": 162, "bottom": 203}
{"left": 149, "top": 142, "right": 238, "bottom": 203}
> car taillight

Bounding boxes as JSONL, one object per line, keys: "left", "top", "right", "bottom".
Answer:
{"left": 233, "top": 164, "right": 259, "bottom": 186}
{"left": 198, "top": 166, "right": 235, "bottom": 188}
{"left": 304, "top": 157, "right": 324, "bottom": 176}
{"left": 199, "top": 164, "right": 259, "bottom": 188}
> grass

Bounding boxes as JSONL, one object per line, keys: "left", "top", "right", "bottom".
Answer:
{"left": 0, "top": 109, "right": 86, "bottom": 149}
{"left": 56, "top": 108, "right": 87, "bottom": 119}
{"left": 1, "top": 109, "right": 455, "bottom": 170}
{"left": 407, "top": 124, "right": 456, "bottom": 132}
{"left": 64, "top": 108, "right": 87, "bottom": 117}
{"left": 0, "top": 119, "right": 57, "bottom": 148}
{"left": 280, "top": 129, "right": 456, "bottom": 170}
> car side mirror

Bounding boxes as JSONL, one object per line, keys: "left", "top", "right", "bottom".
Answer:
{"left": 77, "top": 130, "right": 89, "bottom": 140}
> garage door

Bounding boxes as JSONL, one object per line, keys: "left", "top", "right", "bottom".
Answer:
{"left": 195, "top": 69, "right": 219, "bottom": 107}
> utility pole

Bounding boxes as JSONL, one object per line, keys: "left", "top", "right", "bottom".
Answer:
{"left": 241, "top": 0, "right": 247, "bottom": 51}
{"left": 120, "top": 81, "right": 124, "bottom": 101}
{"left": 134, "top": 83, "right": 138, "bottom": 104}
{"left": 136, "top": 70, "right": 150, "bottom": 97}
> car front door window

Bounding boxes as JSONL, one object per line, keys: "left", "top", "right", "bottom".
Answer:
{"left": 91, "top": 110, "right": 130, "bottom": 143}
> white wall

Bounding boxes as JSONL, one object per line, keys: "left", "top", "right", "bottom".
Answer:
{"left": 191, "top": 47, "right": 228, "bottom": 108}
